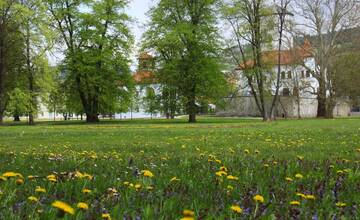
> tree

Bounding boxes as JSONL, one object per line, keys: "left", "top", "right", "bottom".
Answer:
{"left": 294, "top": 0, "right": 359, "bottom": 118}
{"left": 6, "top": 88, "right": 31, "bottom": 121}
{"left": 142, "top": 87, "right": 159, "bottom": 119}
{"left": 45, "top": 0, "right": 134, "bottom": 122}
{"left": 0, "top": 0, "right": 26, "bottom": 123}
{"left": 269, "top": 0, "right": 293, "bottom": 119}
{"left": 331, "top": 52, "right": 360, "bottom": 106}
{"left": 19, "top": 0, "right": 54, "bottom": 125}
{"left": 221, "top": 0, "right": 277, "bottom": 121}
{"left": 143, "top": 0, "right": 228, "bottom": 123}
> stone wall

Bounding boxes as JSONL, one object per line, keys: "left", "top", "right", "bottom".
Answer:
{"left": 217, "top": 96, "right": 351, "bottom": 118}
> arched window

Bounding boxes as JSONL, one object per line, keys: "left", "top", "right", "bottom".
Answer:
{"left": 283, "top": 88, "right": 290, "bottom": 96}
{"left": 281, "top": 71, "right": 286, "bottom": 79}
{"left": 287, "top": 71, "right": 292, "bottom": 79}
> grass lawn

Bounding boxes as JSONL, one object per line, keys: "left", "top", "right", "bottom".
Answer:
{"left": 0, "top": 117, "right": 359, "bottom": 219}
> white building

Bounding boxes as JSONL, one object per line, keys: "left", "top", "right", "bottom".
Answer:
{"left": 217, "top": 42, "right": 352, "bottom": 118}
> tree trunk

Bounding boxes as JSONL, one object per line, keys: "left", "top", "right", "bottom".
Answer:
{"left": 317, "top": 78, "right": 327, "bottom": 117}
{"left": 86, "top": 113, "right": 99, "bottom": 122}
{"left": 28, "top": 114, "right": 35, "bottom": 125}
{"left": 188, "top": 100, "right": 196, "bottom": 123}
{"left": 325, "top": 97, "right": 335, "bottom": 118}
{"left": 0, "top": 113, "right": 3, "bottom": 124}
{"left": 189, "top": 112, "right": 196, "bottom": 123}
{"left": 14, "top": 115, "right": 20, "bottom": 121}
{"left": 317, "top": 95, "right": 326, "bottom": 117}
{"left": 187, "top": 90, "right": 197, "bottom": 123}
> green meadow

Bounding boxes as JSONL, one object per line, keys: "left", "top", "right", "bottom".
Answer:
{"left": 0, "top": 118, "right": 359, "bottom": 219}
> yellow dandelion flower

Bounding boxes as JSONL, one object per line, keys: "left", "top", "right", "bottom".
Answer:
{"left": 2, "top": 172, "right": 23, "bottom": 179}
{"left": 253, "top": 195, "right": 264, "bottom": 203}
{"left": 285, "top": 177, "right": 293, "bottom": 182}
{"left": 28, "top": 196, "right": 38, "bottom": 202}
{"left": 336, "top": 170, "right": 344, "bottom": 174}
{"left": 82, "top": 188, "right": 92, "bottom": 194}
{"left": 219, "top": 166, "right": 228, "bottom": 172}
{"left": 215, "top": 159, "right": 222, "bottom": 164}
{"left": 77, "top": 202, "right": 89, "bottom": 210}
{"left": 102, "top": 213, "right": 111, "bottom": 220}
{"left": 215, "top": 171, "right": 227, "bottom": 177}
{"left": 227, "top": 185, "right": 234, "bottom": 190}
{"left": 35, "top": 186, "right": 46, "bottom": 193}
{"left": 244, "top": 149, "right": 250, "bottom": 154}
{"left": 263, "top": 164, "right": 270, "bottom": 168}
{"left": 135, "top": 184, "right": 141, "bottom": 190}
{"left": 183, "top": 209, "right": 194, "bottom": 216}
{"left": 47, "top": 174, "right": 57, "bottom": 183}
{"left": 16, "top": 178, "right": 24, "bottom": 185}
{"left": 180, "top": 217, "right": 194, "bottom": 220}
{"left": 227, "top": 175, "right": 239, "bottom": 181}
{"left": 230, "top": 205, "right": 243, "bottom": 213}
{"left": 295, "top": 173, "right": 303, "bottom": 179}
{"left": 255, "top": 150, "right": 260, "bottom": 154}
{"left": 146, "top": 186, "right": 154, "bottom": 190}
{"left": 290, "top": 201, "right": 300, "bottom": 206}
{"left": 141, "top": 170, "right": 154, "bottom": 178}
{"left": 170, "top": 176, "right": 180, "bottom": 182}
{"left": 305, "top": 195, "right": 316, "bottom": 200}
{"left": 296, "top": 193, "right": 306, "bottom": 199}
{"left": 336, "top": 202, "right": 346, "bottom": 207}
{"left": 51, "top": 201, "right": 75, "bottom": 215}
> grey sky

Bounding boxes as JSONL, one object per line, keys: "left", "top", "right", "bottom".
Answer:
{"left": 128, "top": 0, "right": 154, "bottom": 43}
{"left": 127, "top": 0, "right": 156, "bottom": 69}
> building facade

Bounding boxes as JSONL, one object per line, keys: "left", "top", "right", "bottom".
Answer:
{"left": 217, "top": 43, "right": 352, "bottom": 118}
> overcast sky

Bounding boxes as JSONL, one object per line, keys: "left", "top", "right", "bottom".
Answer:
{"left": 127, "top": 0, "right": 156, "bottom": 69}
{"left": 128, "top": 0, "right": 154, "bottom": 43}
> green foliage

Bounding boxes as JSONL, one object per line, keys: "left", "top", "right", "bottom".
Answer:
{"left": 0, "top": 0, "right": 27, "bottom": 120}
{"left": 331, "top": 52, "right": 360, "bottom": 105}
{"left": 142, "top": 87, "right": 160, "bottom": 117}
{"left": 45, "top": 0, "right": 134, "bottom": 122}
{"left": 143, "top": 0, "right": 229, "bottom": 122}
{"left": 6, "top": 88, "right": 32, "bottom": 117}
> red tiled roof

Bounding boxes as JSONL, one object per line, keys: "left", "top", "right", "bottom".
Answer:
{"left": 238, "top": 42, "right": 313, "bottom": 70}
{"left": 133, "top": 71, "right": 155, "bottom": 84}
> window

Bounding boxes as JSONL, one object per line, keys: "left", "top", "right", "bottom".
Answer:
{"left": 283, "top": 88, "right": 290, "bottom": 96}
{"left": 293, "top": 87, "right": 299, "bottom": 97}
{"left": 281, "top": 71, "right": 286, "bottom": 79}
{"left": 287, "top": 71, "right": 292, "bottom": 79}
{"left": 301, "top": 71, "right": 305, "bottom": 78}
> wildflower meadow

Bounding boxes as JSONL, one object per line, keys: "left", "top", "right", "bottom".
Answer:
{"left": 0, "top": 118, "right": 360, "bottom": 219}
